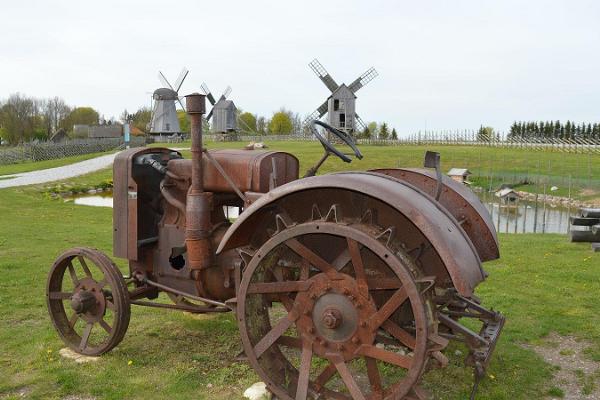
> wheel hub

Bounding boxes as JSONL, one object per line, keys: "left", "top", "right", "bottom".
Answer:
{"left": 71, "top": 277, "right": 106, "bottom": 322}
{"left": 71, "top": 290, "right": 96, "bottom": 313}
{"left": 295, "top": 273, "right": 377, "bottom": 360}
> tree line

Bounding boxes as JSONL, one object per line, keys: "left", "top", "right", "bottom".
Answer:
{"left": 508, "top": 120, "right": 600, "bottom": 139}
{"left": 1, "top": 92, "right": 397, "bottom": 144}
{"left": 0, "top": 93, "right": 100, "bottom": 145}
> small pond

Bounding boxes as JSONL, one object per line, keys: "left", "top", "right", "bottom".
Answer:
{"left": 67, "top": 190, "right": 575, "bottom": 234}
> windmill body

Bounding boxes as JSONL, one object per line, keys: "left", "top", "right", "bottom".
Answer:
{"left": 201, "top": 83, "right": 238, "bottom": 134}
{"left": 327, "top": 84, "right": 356, "bottom": 131}
{"left": 149, "top": 68, "right": 188, "bottom": 135}
{"left": 149, "top": 88, "right": 181, "bottom": 134}
{"left": 212, "top": 98, "right": 237, "bottom": 133}
{"left": 305, "top": 59, "right": 378, "bottom": 135}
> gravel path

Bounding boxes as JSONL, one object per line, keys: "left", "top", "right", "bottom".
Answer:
{"left": 0, "top": 152, "right": 118, "bottom": 189}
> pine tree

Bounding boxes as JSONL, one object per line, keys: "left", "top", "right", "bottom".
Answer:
{"left": 391, "top": 128, "right": 398, "bottom": 140}
{"left": 379, "top": 122, "right": 389, "bottom": 139}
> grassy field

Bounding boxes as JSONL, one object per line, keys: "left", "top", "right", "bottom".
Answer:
{"left": 1, "top": 141, "right": 599, "bottom": 399}
{"left": 163, "top": 139, "right": 600, "bottom": 202}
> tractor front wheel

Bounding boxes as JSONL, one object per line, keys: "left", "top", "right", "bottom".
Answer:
{"left": 46, "top": 247, "right": 130, "bottom": 356}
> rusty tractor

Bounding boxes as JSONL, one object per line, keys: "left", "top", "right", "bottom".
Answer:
{"left": 47, "top": 93, "right": 504, "bottom": 399}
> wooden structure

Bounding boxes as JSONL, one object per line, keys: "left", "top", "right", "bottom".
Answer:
{"left": 304, "top": 59, "right": 378, "bottom": 134}
{"left": 570, "top": 208, "right": 600, "bottom": 250}
{"left": 447, "top": 168, "right": 472, "bottom": 184}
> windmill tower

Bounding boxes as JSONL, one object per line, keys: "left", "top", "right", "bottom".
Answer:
{"left": 149, "top": 68, "right": 188, "bottom": 135}
{"left": 304, "top": 59, "right": 378, "bottom": 134}
{"left": 201, "top": 83, "right": 237, "bottom": 134}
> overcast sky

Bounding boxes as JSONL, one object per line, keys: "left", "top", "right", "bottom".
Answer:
{"left": 1, "top": 0, "right": 599, "bottom": 135}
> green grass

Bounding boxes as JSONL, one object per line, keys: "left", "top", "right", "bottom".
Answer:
{"left": 0, "top": 151, "right": 115, "bottom": 176}
{"left": 1, "top": 141, "right": 599, "bottom": 399}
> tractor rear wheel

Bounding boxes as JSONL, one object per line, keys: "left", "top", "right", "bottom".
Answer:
{"left": 46, "top": 247, "right": 130, "bottom": 356}
{"left": 237, "top": 216, "right": 437, "bottom": 400}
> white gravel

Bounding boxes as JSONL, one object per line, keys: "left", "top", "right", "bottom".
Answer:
{"left": 0, "top": 152, "right": 118, "bottom": 189}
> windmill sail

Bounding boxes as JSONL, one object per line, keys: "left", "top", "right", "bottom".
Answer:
{"left": 354, "top": 113, "right": 367, "bottom": 132}
{"left": 348, "top": 67, "right": 378, "bottom": 93}
{"left": 308, "top": 59, "right": 339, "bottom": 93}
{"left": 303, "top": 100, "right": 329, "bottom": 126}
{"left": 173, "top": 68, "right": 189, "bottom": 92}
{"left": 201, "top": 83, "right": 217, "bottom": 105}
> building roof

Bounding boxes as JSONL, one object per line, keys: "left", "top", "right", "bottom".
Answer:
{"left": 214, "top": 99, "right": 236, "bottom": 110}
{"left": 447, "top": 168, "right": 472, "bottom": 177}
{"left": 495, "top": 188, "right": 521, "bottom": 198}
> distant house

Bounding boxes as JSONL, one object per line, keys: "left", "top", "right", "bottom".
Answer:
{"left": 495, "top": 188, "right": 521, "bottom": 205}
{"left": 89, "top": 124, "right": 122, "bottom": 138}
{"left": 49, "top": 128, "right": 68, "bottom": 143}
{"left": 447, "top": 168, "right": 472, "bottom": 185}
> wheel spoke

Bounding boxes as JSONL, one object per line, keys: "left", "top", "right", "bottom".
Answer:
{"left": 365, "top": 277, "right": 403, "bottom": 290}
{"left": 79, "top": 322, "right": 93, "bottom": 350}
{"left": 347, "top": 238, "right": 368, "bottom": 298}
{"left": 272, "top": 267, "right": 295, "bottom": 310}
{"left": 67, "top": 261, "right": 79, "bottom": 286}
{"left": 248, "top": 280, "right": 311, "bottom": 294}
{"left": 356, "top": 344, "right": 412, "bottom": 369}
{"left": 78, "top": 256, "right": 93, "bottom": 278}
{"left": 365, "top": 357, "right": 383, "bottom": 398}
{"left": 295, "top": 340, "right": 313, "bottom": 400}
{"left": 381, "top": 320, "right": 416, "bottom": 350}
{"left": 314, "top": 362, "right": 337, "bottom": 390}
{"left": 333, "top": 356, "right": 366, "bottom": 400}
{"left": 48, "top": 291, "right": 72, "bottom": 300}
{"left": 368, "top": 287, "right": 408, "bottom": 330}
{"left": 97, "top": 278, "right": 108, "bottom": 289}
{"left": 253, "top": 313, "right": 295, "bottom": 358}
{"left": 276, "top": 335, "right": 302, "bottom": 349}
{"left": 98, "top": 318, "right": 112, "bottom": 334}
{"left": 105, "top": 300, "right": 115, "bottom": 310}
{"left": 69, "top": 312, "right": 79, "bottom": 329}
{"left": 285, "top": 238, "right": 336, "bottom": 275}
{"left": 299, "top": 258, "right": 310, "bottom": 280}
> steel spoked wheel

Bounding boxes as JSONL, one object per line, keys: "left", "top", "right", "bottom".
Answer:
{"left": 238, "top": 219, "right": 435, "bottom": 400}
{"left": 47, "top": 247, "right": 130, "bottom": 356}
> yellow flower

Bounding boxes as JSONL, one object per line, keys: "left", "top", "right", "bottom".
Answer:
{"left": 489, "top": 374, "right": 495, "bottom": 380}
{"left": 127, "top": 360, "right": 133, "bottom": 366}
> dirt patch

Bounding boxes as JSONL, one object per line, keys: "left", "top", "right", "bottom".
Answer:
{"left": 524, "top": 332, "right": 600, "bottom": 399}
{"left": 0, "top": 386, "right": 32, "bottom": 399}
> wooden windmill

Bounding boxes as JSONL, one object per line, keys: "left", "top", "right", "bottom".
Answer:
{"left": 149, "top": 68, "right": 188, "bottom": 135}
{"left": 201, "top": 83, "right": 237, "bottom": 134}
{"left": 304, "top": 59, "right": 378, "bottom": 134}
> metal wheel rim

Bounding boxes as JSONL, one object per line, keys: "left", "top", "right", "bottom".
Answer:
{"left": 46, "top": 247, "right": 130, "bottom": 356}
{"left": 237, "top": 221, "right": 430, "bottom": 400}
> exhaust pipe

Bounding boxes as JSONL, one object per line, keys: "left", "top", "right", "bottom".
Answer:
{"left": 184, "top": 93, "right": 212, "bottom": 271}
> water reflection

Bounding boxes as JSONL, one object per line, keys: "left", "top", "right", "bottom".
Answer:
{"left": 478, "top": 191, "right": 575, "bottom": 234}
{"left": 67, "top": 191, "right": 575, "bottom": 234}
{"left": 68, "top": 192, "right": 241, "bottom": 220}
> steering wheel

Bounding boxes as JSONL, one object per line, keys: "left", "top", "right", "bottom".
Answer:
{"left": 310, "top": 120, "right": 363, "bottom": 163}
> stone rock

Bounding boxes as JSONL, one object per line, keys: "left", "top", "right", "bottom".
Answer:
{"left": 59, "top": 347, "right": 99, "bottom": 363}
{"left": 243, "top": 382, "right": 272, "bottom": 400}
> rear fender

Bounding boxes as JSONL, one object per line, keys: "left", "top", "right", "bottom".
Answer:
{"left": 217, "top": 172, "right": 486, "bottom": 297}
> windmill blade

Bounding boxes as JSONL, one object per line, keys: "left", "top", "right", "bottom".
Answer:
{"left": 173, "top": 68, "right": 189, "bottom": 93}
{"left": 222, "top": 85, "right": 232, "bottom": 99}
{"left": 176, "top": 98, "right": 186, "bottom": 111}
{"left": 354, "top": 113, "right": 367, "bottom": 131}
{"left": 206, "top": 108, "right": 214, "bottom": 121}
{"left": 158, "top": 71, "right": 174, "bottom": 90}
{"left": 348, "top": 67, "right": 379, "bottom": 94}
{"left": 201, "top": 82, "right": 217, "bottom": 105}
{"left": 308, "top": 59, "right": 339, "bottom": 93}
{"left": 303, "top": 100, "right": 329, "bottom": 126}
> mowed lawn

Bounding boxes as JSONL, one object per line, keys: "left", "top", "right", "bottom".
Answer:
{"left": 1, "top": 141, "right": 599, "bottom": 399}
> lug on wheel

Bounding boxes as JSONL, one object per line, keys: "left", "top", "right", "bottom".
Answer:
{"left": 238, "top": 217, "right": 437, "bottom": 400}
{"left": 46, "top": 247, "right": 130, "bottom": 356}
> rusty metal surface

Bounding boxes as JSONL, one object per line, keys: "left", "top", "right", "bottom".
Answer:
{"left": 218, "top": 172, "right": 485, "bottom": 296}
{"left": 113, "top": 147, "right": 177, "bottom": 260}
{"left": 237, "top": 219, "right": 432, "bottom": 399}
{"left": 167, "top": 149, "right": 299, "bottom": 194}
{"left": 371, "top": 168, "right": 499, "bottom": 262}
{"left": 47, "top": 247, "right": 130, "bottom": 356}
